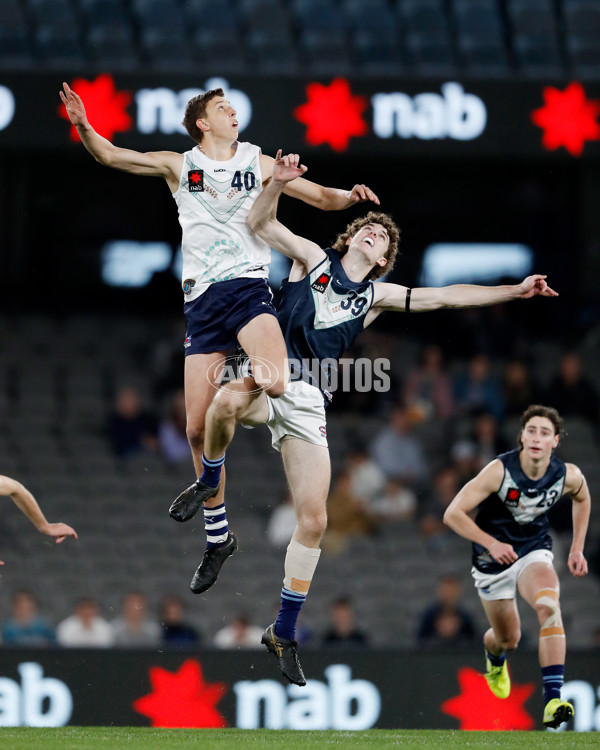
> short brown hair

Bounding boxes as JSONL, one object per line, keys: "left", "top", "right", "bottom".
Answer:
{"left": 518, "top": 404, "right": 564, "bottom": 447}
{"left": 181, "top": 88, "right": 225, "bottom": 144}
{"left": 331, "top": 211, "right": 401, "bottom": 281}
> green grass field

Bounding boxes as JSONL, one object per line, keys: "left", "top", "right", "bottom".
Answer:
{"left": 0, "top": 728, "right": 597, "bottom": 750}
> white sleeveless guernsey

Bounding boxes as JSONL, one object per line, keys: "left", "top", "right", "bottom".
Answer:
{"left": 172, "top": 142, "right": 271, "bottom": 302}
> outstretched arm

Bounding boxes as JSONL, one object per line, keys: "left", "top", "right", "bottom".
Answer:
{"left": 249, "top": 151, "right": 327, "bottom": 269}
{"left": 443, "top": 460, "right": 519, "bottom": 566}
{"left": 565, "top": 464, "right": 590, "bottom": 577}
{"left": 260, "top": 152, "right": 379, "bottom": 210}
{"left": 371, "top": 274, "right": 558, "bottom": 314}
{"left": 0, "top": 475, "right": 78, "bottom": 558}
{"left": 59, "top": 82, "right": 181, "bottom": 188}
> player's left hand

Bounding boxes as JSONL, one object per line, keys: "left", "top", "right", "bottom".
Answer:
{"left": 348, "top": 184, "right": 380, "bottom": 205}
{"left": 517, "top": 274, "right": 558, "bottom": 298}
{"left": 43, "top": 522, "right": 78, "bottom": 543}
{"left": 568, "top": 550, "right": 588, "bottom": 577}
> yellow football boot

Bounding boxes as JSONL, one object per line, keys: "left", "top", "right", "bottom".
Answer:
{"left": 484, "top": 652, "right": 511, "bottom": 699}
{"left": 543, "top": 698, "right": 574, "bottom": 729}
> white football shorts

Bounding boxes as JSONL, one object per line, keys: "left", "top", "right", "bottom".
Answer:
{"left": 472, "top": 548, "right": 554, "bottom": 600}
{"left": 263, "top": 379, "right": 328, "bottom": 452}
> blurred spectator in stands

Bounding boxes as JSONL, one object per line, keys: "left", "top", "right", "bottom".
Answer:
{"left": 469, "top": 410, "right": 510, "bottom": 468}
{"left": 56, "top": 597, "right": 114, "bottom": 647}
{"left": 369, "top": 477, "right": 417, "bottom": 525}
{"left": 112, "top": 592, "right": 161, "bottom": 647}
{"left": 544, "top": 351, "right": 600, "bottom": 434}
{"left": 266, "top": 493, "right": 297, "bottom": 548}
{"left": 160, "top": 594, "right": 201, "bottom": 648}
{"left": 449, "top": 439, "right": 481, "bottom": 486}
{"left": 345, "top": 447, "right": 385, "bottom": 504}
{"left": 502, "top": 358, "right": 540, "bottom": 417}
{"left": 419, "top": 464, "right": 461, "bottom": 552}
{"left": 322, "top": 471, "right": 376, "bottom": 555}
{"left": 1, "top": 590, "right": 55, "bottom": 647}
{"left": 417, "top": 575, "right": 476, "bottom": 648}
{"left": 369, "top": 407, "right": 427, "bottom": 487}
{"left": 403, "top": 344, "right": 454, "bottom": 423}
{"left": 107, "top": 387, "right": 159, "bottom": 459}
{"left": 454, "top": 353, "right": 505, "bottom": 422}
{"left": 322, "top": 596, "right": 368, "bottom": 648}
{"left": 214, "top": 612, "right": 264, "bottom": 649}
{"left": 158, "top": 388, "right": 192, "bottom": 466}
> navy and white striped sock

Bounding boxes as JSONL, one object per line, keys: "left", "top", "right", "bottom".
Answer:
{"left": 274, "top": 587, "right": 306, "bottom": 642}
{"left": 204, "top": 503, "right": 229, "bottom": 549}
{"left": 200, "top": 453, "right": 225, "bottom": 488}
{"left": 542, "top": 664, "right": 564, "bottom": 702}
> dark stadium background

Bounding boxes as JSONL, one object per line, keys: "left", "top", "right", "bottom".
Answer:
{"left": 0, "top": 0, "right": 599, "bottom": 731}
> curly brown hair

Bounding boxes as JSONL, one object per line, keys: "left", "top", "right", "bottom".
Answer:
{"left": 517, "top": 404, "right": 564, "bottom": 447}
{"left": 181, "top": 88, "right": 225, "bottom": 144}
{"left": 331, "top": 211, "right": 401, "bottom": 281}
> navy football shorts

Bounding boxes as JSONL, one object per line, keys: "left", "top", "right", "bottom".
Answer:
{"left": 183, "top": 277, "right": 277, "bottom": 355}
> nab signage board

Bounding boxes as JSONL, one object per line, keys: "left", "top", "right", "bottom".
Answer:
{"left": 1, "top": 73, "right": 600, "bottom": 158}
{"left": 0, "top": 649, "right": 598, "bottom": 730}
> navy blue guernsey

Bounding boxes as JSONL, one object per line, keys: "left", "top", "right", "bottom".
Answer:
{"left": 277, "top": 248, "right": 375, "bottom": 402}
{"left": 472, "top": 449, "right": 567, "bottom": 574}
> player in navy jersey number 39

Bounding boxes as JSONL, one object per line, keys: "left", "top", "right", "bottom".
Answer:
{"left": 186, "top": 153, "right": 560, "bottom": 687}
{"left": 444, "top": 405, "right": 591, "bottom": 729}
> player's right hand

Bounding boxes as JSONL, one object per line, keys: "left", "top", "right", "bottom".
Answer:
{"left": 59, "top": 82, "right": 88, "bottom": 127}
{"left": 273, "top": 149, "right": 308, "bottom": 183}
{"left": 488, "top": 540, "right": 518, "bottom": 565}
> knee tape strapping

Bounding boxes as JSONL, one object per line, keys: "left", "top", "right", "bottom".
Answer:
{"left": 534, "top": 588, "right": 564, "bottom": 637}
{"left": 283, "top": 539, "right": 321, "bottom": 594}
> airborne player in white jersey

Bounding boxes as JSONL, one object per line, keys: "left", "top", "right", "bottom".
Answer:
{"left": 60, "top": 83, "right": 378, "bottom": 589}
{"left": 444, "top": 405, "right": 591, "bottom": 729}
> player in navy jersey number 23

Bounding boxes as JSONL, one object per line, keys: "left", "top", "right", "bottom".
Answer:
{"left": 444, "top": 404, "right": 591, "bottom": 729}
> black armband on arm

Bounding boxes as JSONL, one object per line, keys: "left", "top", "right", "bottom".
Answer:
{"left": 572, "top": 475, "right": 586, "bottom": 497}
{"left": 405, "top": 288, "right": 411, "bottom": 313}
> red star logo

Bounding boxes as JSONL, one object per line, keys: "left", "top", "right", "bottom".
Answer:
{"left": 531, "top": 82, "right": 600, "bottom": 157}
{"left": 507, "top": 489, "right": 520, "bottom": 501}
{"left": 133, "top": 659, "right": 227, "bottom": 728}
{"left": 294, "top": 78, "right": 368, "bottom": 152}
{"left": 190, "top": 171, "right": 202, "bottom": 184}
{"left": 442, "top": 667, "right": 535, "bottom": 730}
{"left": 59, "top": 74, "right": 133, "bottom": 143}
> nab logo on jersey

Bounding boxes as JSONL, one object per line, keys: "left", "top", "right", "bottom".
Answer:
{"left": 311, "top": 273, "right": 331, "bottom": 293}
{"left": 188, "top": 169, "right": 204, "bottom": 192}
{"left": 506, "top": 488, "right": 521, "bottom": 507}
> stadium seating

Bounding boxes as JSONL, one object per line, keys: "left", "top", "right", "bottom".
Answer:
{"left": 0, "top": 0, "right": 594, "bottom": 79}
{"left": 1, "top": 311, "right": 599, "bottom": 647}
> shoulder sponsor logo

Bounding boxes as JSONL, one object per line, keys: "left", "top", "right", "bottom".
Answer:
{"left": 505, "top": 487, "right": 521, "bottom": 507}
{"left": 311, "top": 273, "right": 331, "bottom": 293}
{"left": 188, "top": 170, "right": 204, "bottom": 192}
{"left": 183, "top": 278, "right": 196, "bottom": 295}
